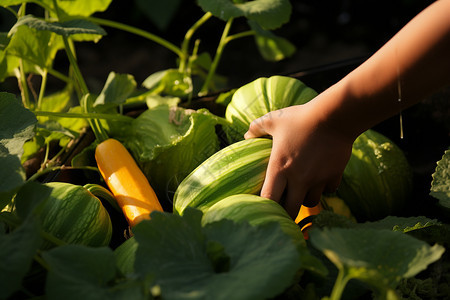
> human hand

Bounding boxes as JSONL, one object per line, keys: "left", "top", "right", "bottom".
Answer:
{"left": 244, "top": 101, "right": 354, "bottom": 219}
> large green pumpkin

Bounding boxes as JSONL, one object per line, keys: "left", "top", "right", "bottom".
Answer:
{"left": 337, "top": 130, "right": 413, "bottom": 221}
{"left": 224, "top": 75, "right": 317, "bottom": 143}
{"left": 41, "top": 182, "right": 113, "bottom": 249}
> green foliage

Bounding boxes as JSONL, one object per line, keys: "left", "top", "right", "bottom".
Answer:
{"left": 124, "top": 105, "right": 222, "bottom": 203}
{"left": 133, "top": 207, "right": 302, "bottom": 300}
{"left": 310, "top": 227, "right": 445, "bottom": 299}
{"left": 0, "top": 92, "right": 37, "bottom": 158}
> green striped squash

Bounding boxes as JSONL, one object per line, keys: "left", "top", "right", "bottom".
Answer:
{"left": 41, "top": 182, "right": 112, "bottom": 249}
{"left": 202, "top": 194, "right": 305, "bottom": 247}
{"left": 173, "top": 138, "right": 272, "bottom": 215}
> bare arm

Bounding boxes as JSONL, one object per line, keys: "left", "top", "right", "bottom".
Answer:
{"left": 245, "top": 0, "right": 450, "bottom": 219}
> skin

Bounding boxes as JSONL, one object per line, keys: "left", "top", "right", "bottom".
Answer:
{"left": 244, "top": 0, "right": 450, "bottom": 219}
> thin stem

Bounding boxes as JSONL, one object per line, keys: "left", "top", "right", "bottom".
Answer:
{"left": 179, "top": 12, "right": 213, "bottom": 72}
{"left": 40, "top": 143, "right": 51, "bottom": 172}
{"left": 226, "top": 30, "right": 255, "bottom": 43}
{"left": 33, "top": 110, "right": 133, "bottom": 122}
{"left": 62, "top": 36, "right": 89, "bottom": 95}
{"left": 199, "top": 18, "right": 234, "bottom": 96}
{"left": 16, "top": 60, "right": 32, "bottom": 108}
{"left": 87, "top": 16, "right": 183, "bottom": 58}
{"left": 37, "top": 69, "right": 48, "bottom": 110}
{"left": 329, "top": 269, "right": 351, "bottom": 300}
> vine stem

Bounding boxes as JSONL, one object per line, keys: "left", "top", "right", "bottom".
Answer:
{"left": 33, "top": 110, "right": 132, "bottom": 122}
{"left": 199, "top": 18, "right": 234, "bottom": 96}
{"left": 179, "top": 12, "right": 213, "bottom": 72}
{"left": 88, "top": 16, "right": 183, "bottom": 59}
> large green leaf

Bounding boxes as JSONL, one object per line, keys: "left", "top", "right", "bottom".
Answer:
{"left": 197, "top": 0, "right": 292, "bottom": 30}
{"left": 133, "top": 207, "right": 302, "bottom": 300}
{"left": 43, "top": 245, "right": 146, "bottom": 300}
{"left": 124, "top": 106, "right": 221, "bottom": 204}
{"left": 0, "top": 92, "right": 37, "bottom": 158}
{"left": 225, "top": 75, "right": 318, "bottom": 142}
{"left": 310, "top": 227, "right": 445, "bottom": 298}
{"left": 6, "top": 23, "right": 63, "bottom": 72}
{"left": 430, "top": 148, "right": 450, "bottom": 209}
{"left": 0, "top": 215, "right": 42, "bottom": 299}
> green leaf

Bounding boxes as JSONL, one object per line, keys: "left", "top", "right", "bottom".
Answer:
{"left": 41, "top": 0, "right": 113, "bottom": 17}
{"left": 0, "top": 92, "right": 37, "bottom": 158}
{"left": 133, "top": 207, "right": 301, "bottom": 300}
{"left": 142, "top": 69, "right": 192, "bottom": 98}
{"left": 94, "top": 72, "right": 137, "bottom": 110}
{"left": 198, "top": 0, "right": 292, "bottom": 30}
{"left": 0, "top": 215, "right": 42, "bottom": 299}
{"left": 249, "top": 20, "right": 296, "bottom": 61}
{"left": 6, "top": 23, "right": 63, "bottom": 71}
{"left": 310, "top": 228, "right": 445, "bottom": 297}
{"left": 0, "top": 153, "right": 26, "bottom": 210}
{"left": 43, "top": 245, "right": 145, "bottom": 300}
{"left": 430, "top": 148, "right": 450, "bottom": 208}
{"left": 359, "top": 215, "right": 440, "bottom": 233}
{"left": 10, "top": 15, "right": 106, "bottom": 37}
{"left": 124, "top": 106, "right": 220, "bottom": 203}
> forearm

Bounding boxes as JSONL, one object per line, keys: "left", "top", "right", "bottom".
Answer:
{"left": 313, "top": 0, "right": 450, "bottom": 140}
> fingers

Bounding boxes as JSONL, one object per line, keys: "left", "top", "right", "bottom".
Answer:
{"left": 244, "top": 114, "right": 272, "bottom": 139}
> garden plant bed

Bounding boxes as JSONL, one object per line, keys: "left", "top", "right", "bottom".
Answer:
{"left": 1, "top": 0, "right": 449, "bottom": 299}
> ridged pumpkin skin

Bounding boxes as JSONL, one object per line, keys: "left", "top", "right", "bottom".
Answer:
{"left": 173, "top": 138, "right": 272, "bottom": 215}
{"left": 337, "top": 129, "right": 413, "bottom": 221}
{"left": 202, "top": 194, "right": 305, "bottom": 247}
{"left": 41, "top": 182, "right": 112, "bottom": 249}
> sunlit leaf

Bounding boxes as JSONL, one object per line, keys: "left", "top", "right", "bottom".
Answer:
{"left": 142, "top": 69, "right": 192, "bottom": 98}
{"left": 6, "top": 24, "right": 63, "bottom": 71}
{"left": 198, "top": 0, "right": 292, "bottom": 30}
{"left": 94, "top": 72, "right": 137, "bottom": 110}
{"left": 249, "top": 20, "right": 296, "bottom": 61}
{"left": 41, "top": 0, "right": 113, "bottom": 17}
{"left": 10, "top": 15, "right": 106, "bottom": 37}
